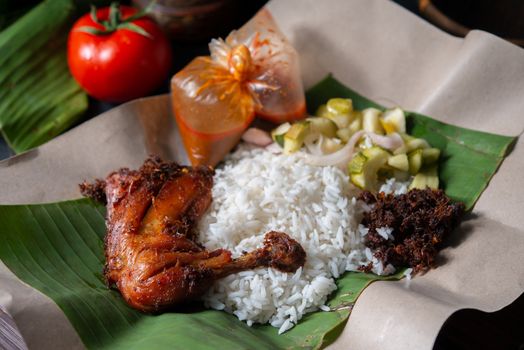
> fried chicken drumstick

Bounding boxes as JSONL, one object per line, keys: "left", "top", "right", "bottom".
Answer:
{"left": 80, "top": 157, "right": 306, "bottom": 312}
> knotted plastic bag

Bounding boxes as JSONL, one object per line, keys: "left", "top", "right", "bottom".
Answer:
{"left": 171, "top": 9, "right": 305, "bottom": 166}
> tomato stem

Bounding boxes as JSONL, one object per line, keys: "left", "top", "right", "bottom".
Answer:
{"left": 76, "top": 1, "right": 156, "bottom": 38}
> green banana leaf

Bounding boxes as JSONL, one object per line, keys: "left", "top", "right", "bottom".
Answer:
{"left": 0, "top": 0, "right": 87, "bottom": 153}
{"left": 0, "top": 76, "right": 515, "bottom": 349}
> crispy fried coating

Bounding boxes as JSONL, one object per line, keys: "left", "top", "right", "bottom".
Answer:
{"left": 82, "top": 157, "right": 306, "bottom": 312}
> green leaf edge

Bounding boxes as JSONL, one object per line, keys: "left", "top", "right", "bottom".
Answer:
{"left": 0, "top": 0, "right": 88, "bottom": 153}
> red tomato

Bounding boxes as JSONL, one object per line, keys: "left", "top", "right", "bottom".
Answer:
{"left": 67, "top": 5, "right": 172, "bottom": 102}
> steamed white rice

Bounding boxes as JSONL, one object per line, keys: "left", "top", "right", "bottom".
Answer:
{"left": 198, "top": 144, "right": 399, "bottom": 333}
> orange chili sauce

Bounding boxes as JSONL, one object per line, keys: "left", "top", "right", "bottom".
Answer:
{"left": 173, "top": 100, "right": 255, "bottom": 167}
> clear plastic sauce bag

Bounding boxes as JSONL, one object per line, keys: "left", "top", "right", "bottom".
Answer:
{"left": 171, "top": 9, "right": 305, "bottom": 166}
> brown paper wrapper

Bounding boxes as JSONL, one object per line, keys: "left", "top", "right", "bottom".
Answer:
{"left": 1, "top": 1, "right": 524, "bottom": 349}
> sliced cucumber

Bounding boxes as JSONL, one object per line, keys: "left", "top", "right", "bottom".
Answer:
{"left": 350, "top": 173, "right": 366, "bottom": 189}
{"left": 336, "top": 128, "right": 352, "bottom": 142}
{"left": 307, "top": 117, "right": 338, "bottom": 138}
{"left": 310, "top": 99, "right": 440, "bottom": 192}
{"left": 406, "top": 138, "right": 430, "bottom": 152}
{"left": 408, "top": 149, "right": 423, "bottom": 175}
{"left": 422, "top": 147, "right": 441, "bottom": 165}
{"left": 362, "top": 146, "right": 388, "bottom": 160}
{"left": 315, "top": 104, "right": 331, "bottom": 118}
{"left": 348, "top": 153, "right": 368, "bottom": 174}
{"left": 348, "top": 111, "right": 363, "bottom": 133}
{"left": 326, "top": 98, "right": 353, "bottom": 115}
{"left": 283, "top": 122, "right": 309, "bottom": 154}
{"left": 400, "top": 133, "right": 415, "bottom": 142}
{"left": 381, "top": 107, "right": 406, "bottom": 134}
{"left": 348, "top": 146, "right": 390, "bottom": 190}
{"left": 387, "top": 153, "right": 409, "bottom": 172}
{"left": 380, "top": 119, "right": 396, "bottom": 135}
{"left": 362, "top": 108, "right": 385, "bottom": 134}
{"left": 409, "top": 164, "right": 439, "bottom": 190}
{"left": 326, "top": 113, "right": 351, "bottom": 129}
{"left": 317, "top": 99, "right": 353, "bottom": 129}
{"left": 271, "top": 122, "right": 291, "bottom": 147}
{"left": 393, "top": 144, "right": 408, "bottom": 155}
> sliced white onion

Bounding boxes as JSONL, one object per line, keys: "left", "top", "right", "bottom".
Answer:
{"left": 241, "top": 128, "right": 273, "bottom": 147}
{"left": 303, "top": 130, "right": 365, "bottom": 168}
{"left": 366, "top": 132, "right": 404, "bottom": 151}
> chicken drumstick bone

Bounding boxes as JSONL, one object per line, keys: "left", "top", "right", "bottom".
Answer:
{"left": 81, "top": 157, "right": 306, "bottom": 312}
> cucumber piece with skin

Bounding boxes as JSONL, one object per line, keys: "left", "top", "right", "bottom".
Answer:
{"left": 409, "top": 164, "right": 439, "bottom": 190}
{"left": 271, "top": 122, "right": 291, "bottom": 147}
{"left": 349, "top": 111, "right": 362, "bottom": 133}
{"left": 406, "top": 138, "right": 430, "bottom": 152}
{"left": 422, "top": 148, "right": 441, "bottom": 165}
{"left": 408, "top": 149, "right": 423, "bottom": 175}
{"left": 348, "top": 146, "right": 390, "bottom": 190}
{"left": 348, "top": 153, "right": 367, "bottom": 174}
{"left": 317, "top": 100, "right": 352, "bottom": 128}
{"left": 387, "top": 153, "right": 409, "bottom": 172}
{"left": 315, "top": 104, "right": 330, "bottom": 118}
{"left": 307, "top": 117, "right": 338, "bottom": 138}
{"left": 393, "top": 144, "right": 408, "bottom": 155}
{"left": 350, "top": 173, "right": 367, "bottom": 189}
{"left": 336, "top": 128, "right": 352, "bottom": 142}
{"left": 380, "top": 119, "right": 397, "bottom": 135}
{"left": 381, "top": 107, "right": 406, "bottom": 134}
{"left": 326, "top": 113, "right": 351, "bottom": 129}
{"left": 400, "top": 133, "right": 415, "bottom": 142}
{"left": 283, "top": 122, "right": 309, "bottom": 154}
{"left": 362, "top": 108, "right": 385, "bottom": 134}
{"left": 395, "top": 136, "right": 430, "bottom": 155}
{"left": 327, "top": 98, "right": 353, "bottom": 115}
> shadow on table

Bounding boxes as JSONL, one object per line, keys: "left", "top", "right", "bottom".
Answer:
{"left": 434, "top": 291, "right": 524, "bottom": 350}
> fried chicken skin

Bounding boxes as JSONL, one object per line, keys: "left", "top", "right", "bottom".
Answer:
{"left": 81, "top": 157, "right": 306, "bottom": 312}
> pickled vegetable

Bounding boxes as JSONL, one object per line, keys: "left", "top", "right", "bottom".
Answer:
{"left": 283, "top": 122, "right": 309, "bottom": 154}
{"left": 422, "top": 148, "right": 441, "bottom": 165}
{"left": 408, "top": 149, "right": 423, "bottom": 175}
{"left": 406, "top": 138, "right": 430, "bottom": 152}
{"left": 307, "top": 117, "right": 338, "bottom": 138}
{"left": 349, "top": 147, "right": 390, "bottom": 190}
{"left": 336, "top": 128, "right": 352, "bottom": 142}
{"left": 387, "top": 154, "right": 409, "bottom": 172}
{"left": 326, "top": 98, "right": 353, "bottom": 116}
{"left": 362, "top": 108, "right": 384, "bottom": 134}
{"left": 272, "top": 97, "right": 441, "bottom": 193}
{"left": 271, "top": 122, "right": 291, "bottom": 147}
{"left": 409, "top": 165, "right": 439, "bottom": 190}
{"left": 348, "top": 112, "right": 362, "bottom": 133}
{"left": 381, "top": 107, "right": 406, "bottom": 134}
